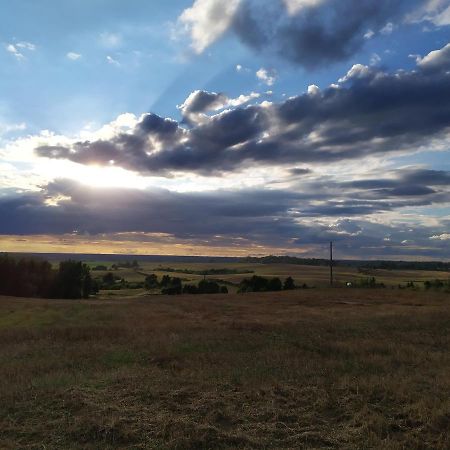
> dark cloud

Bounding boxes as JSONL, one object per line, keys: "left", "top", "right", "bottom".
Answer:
{"left": 289, "top": 167, "right": 312, "bottom": 176}
{"left": 181, "top": 0, "right": 421, "bottom": 69}
{"left": 178, "top": 90, "right": 228, "bottom": 116}
{"left": 35, "top": 61, "right": 450, "bottom": 176}
{"left": 231, "top": 0, "right": 415, "bottom": 69}
{"left": 0, "top": 172, "right": 448, "bottom": 258}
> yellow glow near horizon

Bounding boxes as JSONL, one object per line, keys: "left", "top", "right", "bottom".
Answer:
{"left": 0, "top": 234, "right": 313, "bottom": 257}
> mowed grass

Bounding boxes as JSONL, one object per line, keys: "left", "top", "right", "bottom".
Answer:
{"left": 1, "top": 289, "right": 449, "bottom": 449}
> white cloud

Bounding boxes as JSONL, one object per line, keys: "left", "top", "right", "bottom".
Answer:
{"left": 407, "top": 0, "right": 450, "bottom": 26}
{"left": 307, "top": 84, "right": 320, "bottom": 96}
{"left": 106, "top": 55, "right": 120, "bottom": 66}
{"left": 370, "top": 53, "right": 381, "bottom": 66}
{"left": 282, "top": 0, "right": 326, "bottom": 15}
{"left": 66, "top": 52, "right": 82, "bottom": 61}
{"left": 5, "top": 41, "right": 36, "bottom": 60}
{"left": 178, "top": 0, "right": 241, "bottom": 53}
{"left": 5, "top": 44, "right": 24, "bottom": 60}
{"left": 338, "top": 64, "right": 371, "bottom": 83}
{"left": 16, "top": 41, "right": 36, "bottom": 51}
{"left": 99, "top": 32, "right": 122, "bottom": 48}
{"left": 364, "top": 29, "right": 375, "bottom": 39}
{"left": 256, "top": 68, "right": 277, "bottom": 86}
{"left": 0, "top": 122, "right": 27, "bottom": 137}
{"left": 380, "top": 22, "right": 394, "bottom": 35}
{"left": 430, "top": 233, "right": 450, "bottom": 240}
{"left": 416, "top": 42, "right": 450, "bottom": 71}
{"left": 227, "top": 92, "right": 261, "bottom": 107}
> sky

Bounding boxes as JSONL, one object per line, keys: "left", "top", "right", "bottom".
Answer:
{"left": 0, "top": 0, "right": 449, "bottom": 260}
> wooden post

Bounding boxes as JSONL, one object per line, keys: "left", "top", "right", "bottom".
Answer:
{"left": 330, "top": 241, "right": 333, "bottom": 286}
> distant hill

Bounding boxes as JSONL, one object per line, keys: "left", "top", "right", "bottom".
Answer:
{"left": 3, "top": 252, "right": 239, "bottom": 264}
{"left": 242, "top": 255, "right": 450, "bottom": 272}
{"left": 3, "top": 252, "right": 449, "bottom": 272}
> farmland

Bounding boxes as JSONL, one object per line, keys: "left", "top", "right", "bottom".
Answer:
{"left": 1, "top": 286, "right": 449, "bottom": 449}
{"left": 77, "top": 259, "right": 450, "bottom": 298}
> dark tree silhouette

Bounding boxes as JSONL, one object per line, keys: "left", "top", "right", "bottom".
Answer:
{"left": 283, "top": 277, "right": 296, "bottom": 290}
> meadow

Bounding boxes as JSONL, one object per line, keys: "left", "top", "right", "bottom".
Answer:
{"left": 85, "top": 260, "right": 449, "bottom": 297}
{"left": 1, "top": 287, "right": 449, "bottom": 449}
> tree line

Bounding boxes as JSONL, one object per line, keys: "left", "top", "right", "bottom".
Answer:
{"left": 243, "top": 255, "right": 450, "bottom": 271}
{"left": 0, "top": 254, "right": 97, "bottom": 299}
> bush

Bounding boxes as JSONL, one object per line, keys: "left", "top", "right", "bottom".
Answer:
{"left": 424, "top": 279, "right": 449, "bottom": 291}
{"left": 161, "top": 277, "right": 182, "bottom": 295}
{"left": 183, "top": 284, "right": 199, "bottom": 294}
{"left": 238, "top": 275, "right": 283, "bottom": 293}
{"left": 198, "top": 280, "right": 221, "bottom": 294}
{"left": 145, "top": 274, "right": 159, "bottom": 289}
{"left": 283, "top": 276, "right": 296, "bottom": 290}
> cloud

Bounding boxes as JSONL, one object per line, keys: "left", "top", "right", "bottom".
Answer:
{"left": 256, "top": 68, "right": 277, "bottom": 86}
{"left": 106, "top": 55, "right": 120, "bottom": 66}
{"left": 99, "top": 32, "right": 122, "bottom": 48}
{"left": 0, "top": 177, "right": 448, "bottom": 258}
{"left": 416, "top": 42, "right": 450, "bottom": 72}
{"left": 379, "top": 22, "right": 394, "bottom": 35}
{"left": 178, "top": 90, "right": 260, "bottom": 124}
{"left": 34, "top": 54, "right": 450, "bottom": 177}
{"left": 5, "top": 44, "right": 24, "bottom": 60}
{"left": 16, "top": 41, "right": 36, "bottom": 51}
{"left": 66, "top": 52, "right": 82, "bottom": 60}
{"left": 407, "top": 0, "right": 450, "bottom": 26}
{"left": 178, "top": 0, "right": 241, "bottom": 53}
{"left": 370, "top": 53, "right": 381, "bottom": 66}
{"left": 5, "top": 41, "right": 36, "bottom": 60}
{"left": 178, "top": 0, "right": 418, "bottom": 68}
{"left": 0, "top": 122, "right": 27, "bottom": 136}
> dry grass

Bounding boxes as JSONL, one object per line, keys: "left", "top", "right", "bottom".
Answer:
{"left": 0, "top": 289, "right": 449, "bottom": 449}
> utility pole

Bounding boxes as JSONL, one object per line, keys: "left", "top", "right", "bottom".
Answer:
{"left": 330, "top": 241, "right": 333, "bottom": 286}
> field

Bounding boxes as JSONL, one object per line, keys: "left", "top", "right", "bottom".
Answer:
{"left": 83, "top": 261, "right": 450, "bottom": 297}
{"left": 1, "top": 288, "right": 449, "bottom": 449}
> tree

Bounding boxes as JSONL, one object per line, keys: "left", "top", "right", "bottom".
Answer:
{"left": 183, "top": 284, "right": 198, "bottom": 294}
{"left": 161, "top": 277, "right": 182, "bottom": 295}
{"left": 160, "top": 275, "right": 171, "bottom": 287}
{"left": 52, "top": 261, "right": 93, "bottom": 299}
{"left": 283, "top": 277, "right": 295, "bottom": 290}
{"left": 267, "top": 277, "right": 282, "bottom": 291}
{"left": 145, "top": 274, "right": 159, "bottom": 289}
{"left": 198, "top": 280, "right": 221, "bottom": 294}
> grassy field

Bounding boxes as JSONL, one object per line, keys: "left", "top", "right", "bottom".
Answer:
{"left": 83, "top": 261, "right": 450, "bottom": 298}
{"left": 1, "top": 289, "right": 449, "bottom": 449}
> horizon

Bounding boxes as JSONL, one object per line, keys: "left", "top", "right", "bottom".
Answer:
{"left": 3, "top": 250, "right": 449, "bottom": 264}
{"left": 1, "top": 1, "right": 449, "bottom": 260}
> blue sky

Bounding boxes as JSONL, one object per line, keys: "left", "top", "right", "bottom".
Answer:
{"left": 0, "top": 0, "right": 449, "bottom": 259}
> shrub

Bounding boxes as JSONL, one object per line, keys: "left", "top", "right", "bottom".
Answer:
{"left": 238, "top": 275, "right": 283, "bottom": 293}
{"left": 283, "top": 276, "right": 296, "bottom": 290}
{"left": 161, "top": 277, "right": 182, "bottom": 295}
{"left": 198, "top": 280, "right": 221, "bottom": 294}
{"left": 144, "top": 274, "right": 159, "bottom": 289}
